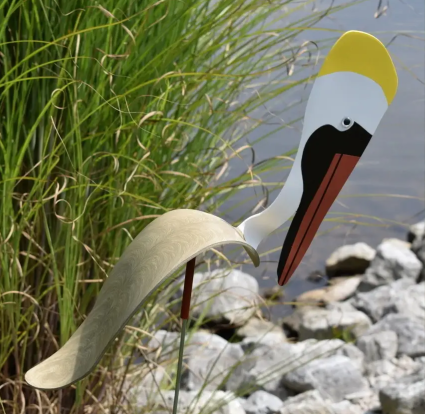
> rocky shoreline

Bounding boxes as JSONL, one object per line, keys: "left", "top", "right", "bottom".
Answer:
{"left": 129, "top": 221, "right": 425, "bottom": 414}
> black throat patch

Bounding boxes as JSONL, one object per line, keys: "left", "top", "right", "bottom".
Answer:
{"left": 277, "top": 122, "right": 372, "bottom": 280}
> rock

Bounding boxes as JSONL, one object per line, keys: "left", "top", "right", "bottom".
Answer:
{"left": 147, "top": 330, "right": 245, "bottom": 391}
{"left": 366, "top": 355, "right": 422, "bottom": 390}
{"left": 330, "top": 400, "right": 363, "bottom": 414}
{"left": 298, "top": 302, "right": 372, "bottom": 341}
{"left": 325, "top": 243, "right": 376, "bottom": 277}
{"left": 281, "top": 355, "right": 369, "bottom": 402}
{"left": 407, "top": 221, "right": 425, "bottom": 243}
{"left": 350, "top": 278, "right": 415, "bottom": 322}
{"left": 366, "top": 314, "right": 425, "bottom": 358}
{"left": 184, "top": 331, "right": 244, "bottom": 391}
{"left": 383, "top": 281, "right": 425, "bottom": 321}
{"left": 295, "top": 276, "right": 362, "bottom": 307}
{"left": 133, "top": 389, "right": 246, "bottom": 414}
{"left": 242, "top": 391, "right": 284, "bottom": 414}
{"left": 415, "top": 356, "right": 425, "bottom": 365}
{"left": 382, "top": 237, "right": 411, "bottom": 249}
{"left": 184, "top": 269, "right": 259, "bottom": 326}
{"left": 240, "top": 332, "right": 288, "bottom": 350}
{"left": 227, "top": 338, "right": 344, "bottom": 398}
{"left": 282, "top": 306, "right": 315, "bottom": 339}
{"left": 356, "top": 330, "right": 398, "bottom": 362}
{"left": 328, "top": 275, "right": 363, "bottom": 290}
{"left": 295, "top": 288, "right": 328, "bottom": 307}
{"left": 137, "top": 366, "right": 166, "bottom": 389}
{"left": 122, "top": 365, "right": 168, "bottom": 403}
{"left": 236, "top": 318, "right": 286, "bottom": 348}
{"left": 279, "top": 390, "right": 334, "bottom": 414}
{"left": 226, "top": 341, "right": 302, "bottom": 399}
{"left": 411, "top": 234, "right": 425, "bottom": 282}
{"left": 336, "top": 343, "right": 366, "bottom": 373}
{"left": 278, "top": 390, "right": 363, "bottom": 414}
{"left": 379, "top": 368, "right": 425, "bottom": 414}
{"left": 147, "top": 330, "right": 180, "bottom": 362}
{"left": 359, "top": 240, "right": 422, "bottom": 291}
{"left": 238, "top": 397, "right": 247, "bottom": 407}
{"left": 345, "top": 389, "right": 381, "bottom": 414}
{"left": 187, "top": 390, "right": 243, "bottom": 413}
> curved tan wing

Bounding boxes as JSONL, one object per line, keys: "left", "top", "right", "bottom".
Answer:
{"left": 25, "top": 209, "right": 259, "bottom": 390}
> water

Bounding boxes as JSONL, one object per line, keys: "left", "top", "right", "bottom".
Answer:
{"left": 219, "top": 0, "right": 425, "bottom": 319}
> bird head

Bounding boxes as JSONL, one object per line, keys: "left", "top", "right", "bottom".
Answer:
{"left": 277, "top": 30, "right": 398, "bottom": 285}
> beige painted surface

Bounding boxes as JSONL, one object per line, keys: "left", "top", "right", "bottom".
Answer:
{"left": 25, "top": 209, "right": 258, "bottom": 389}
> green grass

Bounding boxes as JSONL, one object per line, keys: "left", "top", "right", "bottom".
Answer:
{"left": 0, "top": 0, "right": 393, "bottom": 412}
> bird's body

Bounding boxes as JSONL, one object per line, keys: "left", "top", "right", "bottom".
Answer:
{"left": 25, "top": 30, "right": 398, "bottom": 391}
{"left": 24, "top": 209, "right": 258, "bottom": 389}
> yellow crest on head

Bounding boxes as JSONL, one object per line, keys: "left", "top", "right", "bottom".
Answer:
{"left": 318, "top": 30, "right": 398, "bottom": 105}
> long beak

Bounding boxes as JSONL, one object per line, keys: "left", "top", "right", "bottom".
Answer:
{"left": 277, "top": 122, "right": 371, "bottom": 285}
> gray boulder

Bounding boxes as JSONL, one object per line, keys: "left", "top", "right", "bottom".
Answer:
{"left": 350, "top": 278, "right": 415, "bottom": 322}
{"left": 226, "top": 341, "right": 304, "bottom": 399}
{"left": 137, "top": 366, "right": 166, "bottom": 389}
{"left": 132, "top": 389, "right": 246, "bottom": 414}
{"left": 237, "top": 317, "right": 286, "bottom": 349}
{"left": 407, "top": 221, "right": 425, "bottom": 243}
{"left": 379, "top": 368, "right": 425, "bottom": 414}
{"left": 298, "top": 302, "right": 372, "bottom": 341}
{"left": 240, "top": 332, "right": 286, "bottom": 351}
{"left": 336, "top": 343, "right": 366, "bottom": 373}
{"left": 383, "top": 281, "right": 425, "bottom": 321}
{"left": 278, "top": 390, "right": 369, "bottom": 414}
{"left": 330, "top": 400, "right": 363, "bottom": 414}
{"left": 415, "top": 356, "right": 425, "bottom": 365}
{"left": 279, "top": 390, "right": 334, "bottom": 414}
{"left": 356, "top": 330, "right": 398, "bottom": 362}
{"left": 359, "top": 240, "right": 422, "bottom": 291}
{"left": 411, "top": 234, "right": 425, "bottom": 282}
{"left": 240, "top": 332, "right": 287, "bottom": 351}
{"left": 147, "top": 330, "right": 180, "bottom": 362}
{"left": 366, "top": 313, "right": 425, "bottom": 358}
{"left": 147, "top": 330, "right": 245, "bottom": 391}
{"left": 345, "top": 389, "right": 381, "bottom": 414}
{"left": 184, "top": 331, "right": 244, "bottom": 391}
{"left": 367, "top": 355, "right": 422, "bottom": 391}
{"left": 382, "top": 237, "right": 412, "bottom": 250}
{"left": 281, "top": 355, "right": 369, "bottom": 402}
{"left": 122, "top": 365, "right": 168, "bottom": 400}
{"left": 282, "top": 306, "right": 314, "bottom": 337}
{"left": 295, "top": 276, "right": 362, "bottom": 307}
{"left": 183, "top": 269, "right": 259, "bottom": 326}
{"left": 242, "top": 391, "right": 284, "bottom": 414}
{"left": 325, "top": 243, "right": 376, "bottom": 276}
{"left": 227, "top": 338, "right": 345, "bottom": 398}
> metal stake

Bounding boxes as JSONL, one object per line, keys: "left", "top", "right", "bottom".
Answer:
{"left": 172, "top": 257, "right": 196, "bottom": 414}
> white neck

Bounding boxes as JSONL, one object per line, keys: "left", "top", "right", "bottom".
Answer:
{"left": 237, "top": 153, "right": 303, "bottom": 250}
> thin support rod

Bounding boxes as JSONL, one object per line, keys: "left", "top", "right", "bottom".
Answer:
{"left": 173, "top": 257, "right": 196, "bottom": 414}
{"left": 173, "top": 319, "right": 187, "bottom": 414}
{"left": 180, "top": 257, "right": 196, "bottom": 320}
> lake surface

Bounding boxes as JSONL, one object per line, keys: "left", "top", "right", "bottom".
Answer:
{"left": 219, "top": 0, "right": 425, "bottom": 319}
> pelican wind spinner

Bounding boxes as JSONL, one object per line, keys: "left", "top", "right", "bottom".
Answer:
{"left": 25, "top": 31, "right": 398, "bottom": 413}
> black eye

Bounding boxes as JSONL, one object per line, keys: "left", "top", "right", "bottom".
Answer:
{"left": 341, "top": 117, "right": 353, "bottom": 129}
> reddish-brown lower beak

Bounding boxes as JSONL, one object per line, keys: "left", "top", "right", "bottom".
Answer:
{"left": 278, "top": 153, "right": 361, "bottom": 286}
